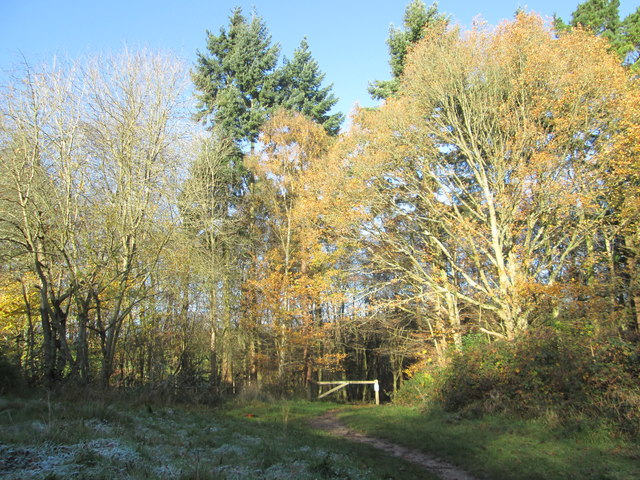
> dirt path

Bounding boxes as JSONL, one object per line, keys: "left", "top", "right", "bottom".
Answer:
{"left": 308, "top": 410, "right": 484, "bottom": 480}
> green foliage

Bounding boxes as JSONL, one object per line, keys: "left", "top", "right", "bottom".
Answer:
{"left": 276, "top": 38, "right": 344, "bottom": 135}
{"left": 558, "top": 0, "right": 640, "bottom": 68}
{"left": 193, "top": 7, "right": 344, "bottom": 147}
{"left": 553, "top": 14, "right": 571, "bottom": 33}
{"left": 369, "top": 1, "right": 449, "bottom": 100}
{"left": 621, "top": 7, "right": 640, "bottom": 66}
{"left": 392, "top": 370, "right": 436, "bottom": 405}
{"left": 571, "top": 0, "right": 621, "bottom": 39}
{"left": 192, "top": 7, "right": 281, "bottom": 147}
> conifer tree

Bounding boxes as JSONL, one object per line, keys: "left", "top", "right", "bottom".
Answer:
{"left": 369, "top": 1, "right": 448, "bottom": 100}
{"left": 276, "top": 38, "right": 344, "bottom": 135}
{"left": 621, "top": 7, "right": 640, "bottom": 67}
{"left": 192, "top": 7, "right": 280, "bottom": 150}
{"left": 555, "top": 0, "right": 640, "bottom": 69}
{"left": 572, "top": 0, "right": 622, "bottom": 48}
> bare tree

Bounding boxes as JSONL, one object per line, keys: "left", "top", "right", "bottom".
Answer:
{"left": 0, "top": 50, "right": 191, "bottom": 386}
{"left": 0, "top": 59, "right": 90, "bottom": 383}
{"left": 81, "top": 50, "right": 189, "bottom": 386}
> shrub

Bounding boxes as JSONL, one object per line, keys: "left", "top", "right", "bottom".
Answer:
{"left": 392, "top": 370, "right": 438, "bottom": 405}
{"left": 397, "top": 325, "right": 640, "bottom": 436}
{"left": 0, "top": 349, "right": 23, "bottom": 393}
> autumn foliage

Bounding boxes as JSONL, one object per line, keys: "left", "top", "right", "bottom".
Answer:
{"left": 336, "top": 14, "right": 638, "bottom": 345}
{"left": 0, "top": 11, "right": 639, "bottom": 411}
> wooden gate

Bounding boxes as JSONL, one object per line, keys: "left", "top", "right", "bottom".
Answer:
{"left": 316, "top": 380, "right": 380, "bottom": 405}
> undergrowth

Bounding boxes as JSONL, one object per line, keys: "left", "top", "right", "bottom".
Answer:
{"left": 395, "top": 325, "right": 640, "bottom": 438}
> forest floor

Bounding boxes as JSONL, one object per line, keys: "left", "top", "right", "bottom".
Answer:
{"left": 308, "top": 409, "right": 481, "bottom": 480}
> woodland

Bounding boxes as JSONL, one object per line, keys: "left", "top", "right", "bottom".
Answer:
{"left": 1, "top": 0, "right": 640, "bottom": 436}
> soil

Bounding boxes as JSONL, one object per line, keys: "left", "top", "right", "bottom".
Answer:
{"left": 308, "top": 409, "right": 485, "bottom": 480}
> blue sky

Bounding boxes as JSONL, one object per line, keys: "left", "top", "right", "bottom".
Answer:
{"left": 0, "top": 1, "right": 636, "bottom": 119}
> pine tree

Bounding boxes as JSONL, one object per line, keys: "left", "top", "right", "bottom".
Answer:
{"left": 192, "top": 7, "right": 280, "bottom": 150}
{"left": 276, "top": 38, "right": 344, "bottom": 135}
{"left": 368, "top": 1, "right": 448, "bottom": 100}
{"left": 571, "top": 0, "right": 622, "bottom": 49}
{"left": 621, "top": 7, "right": 640, "bottom": 67}
{"left": 556, "top": 0, "right": 640, "bottom": 69}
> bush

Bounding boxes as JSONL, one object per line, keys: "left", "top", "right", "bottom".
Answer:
{"left": 392, "top": 370, "right": 437, "bottom": 405}
{"left": 0, "top": 350, "right": 23, "bottom": 393}
{"left": 398, "top": 326, "right": 640, "bottom": 436}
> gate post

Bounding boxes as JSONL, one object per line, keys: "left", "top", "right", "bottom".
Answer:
{"left": 374, "top": 379, "right": 380, "bottom": 405}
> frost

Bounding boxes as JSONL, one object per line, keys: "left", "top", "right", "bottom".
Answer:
{"left": 1, "top": 403, "right": 380, "bottom": 480}
{"left": 82, "top": 438, "right": 139, "bottom": 463}
{"left": 213, "top": 464, "right": 258, "bottom": 479}
{"left": 0, "top": 439, "right": 140, "bottom": 479}
{"left": 0, "top": 445, "right": 42, "bottom": 473}
{"left": 0, "top": 444, "right": 77, "bottom": 479}
{"left": 232, "top": 433, "right": 262, "bottom": 446}
{"left": 211, "top": 443, "right": 246, "bottom": 456}
{"left": 154, "top": 463, "right": 180, "bottom": 477}
{"left": 174, "top": 428, "right": 189, "bottom": 438}
{"left": 133, "top": 423, "right": 156, "bottom": 440}
{"left": 263, "top": 460, "right": 311, "bottom": 479}
{"left": 84, "top": 419, "right": 113, "bottom": 434}
{"left": 30, "top": 421, "right": 46, "bottom": 432}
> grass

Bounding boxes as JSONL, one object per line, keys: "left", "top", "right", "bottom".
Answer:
{"left": 0, "top": 394, "right": 434, "bottom": 479}
{"left": 6, "top": 391, "right": 635, "bottom": 479}
{"left": 337, "top": 404, "right": 640, "bottom": 480}
{"left": 221, "top": 399, "right": 436, "bottom": 479}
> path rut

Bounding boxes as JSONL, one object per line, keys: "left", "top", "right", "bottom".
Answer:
{"left": 308, "top": 410, "right": 485, "bottom": 480}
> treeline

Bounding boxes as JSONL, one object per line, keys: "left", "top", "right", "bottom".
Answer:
{"left": 1, "top": 1, "right": 639, "bottom": 401}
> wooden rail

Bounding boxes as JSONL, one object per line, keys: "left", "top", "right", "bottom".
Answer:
{"left": 315, "top": 380, "right": 380, "bottom": 405}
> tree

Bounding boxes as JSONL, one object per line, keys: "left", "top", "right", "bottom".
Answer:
{"left": 276, "top": 38, "right": 344, "bottom": 135}
{"left": 180, "top": 132, "right": 250, "bottom": 391}
{"left": 368, "top": 1, "right": 448, "bottom": 100}
{"left": 621, "top": 7, "right": 640, "bottom": 67}
{"left": 246, "top": 109, "right": 335, "bottom": 388}
{"left": 0, "top": 50, "right": 190, "bottom": 386}
{"left": 0, "top": 271, "right": 38, "bottom": 372}
{"left": 344, "top": 14, "right": 630, "bottom": 343}
{"left": 571, "top": 0, "right": 621, "bottom": 40}
{"left": 192, "top": 7, "right": 281, "bottom": 150}
{"left": 554, "top": 1, "right": 640, "bottom": 328}
{"left": 82, "top": 50, "right": 188, "bottom": 386}
{"left": 555, "top": 0, "right": 640, "bottom": 69}
{"left": 605, "top": 72, "right": 640, "bottom": 329}
{"left": 0, "top": 59, "right": 88, "bottom": 383}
